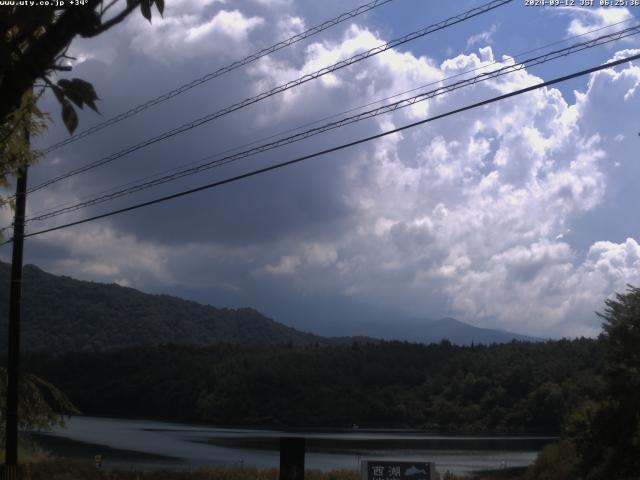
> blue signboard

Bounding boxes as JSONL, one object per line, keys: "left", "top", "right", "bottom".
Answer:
{"left": 362, "top": 460, "right": 435, "bottom": 480}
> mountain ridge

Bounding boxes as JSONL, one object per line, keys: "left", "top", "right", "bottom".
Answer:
{"left": 0, "top": 260, "right": 539, "bottom": 353}
{"left": 419, "top": 317, "right": 541, "bottom": 344}
{"left": 0, "top": 261, "right": 333, "bottom": 353}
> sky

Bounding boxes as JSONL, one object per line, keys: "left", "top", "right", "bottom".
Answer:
{"left": 1, "top": 0, "right": 640, "bottom": 339}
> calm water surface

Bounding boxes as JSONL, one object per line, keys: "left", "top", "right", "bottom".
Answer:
{"left": 32, "top": 416, "right": 554, "bottom": 476}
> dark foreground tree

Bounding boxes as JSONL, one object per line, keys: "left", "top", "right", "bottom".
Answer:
{"left": 0, "top": 0, "right": 164, "bottom": 190}
{"left": 567, "top": 285, "right": 640, "bottom": 479}
{"left": 0, "top": 0, "right": 161, "bottom": 449}
{"left": 0, "top": 367, "right": 78, "bottom": 444}
{"left": 0, "top": 91, "right": 49, "bottom": 211}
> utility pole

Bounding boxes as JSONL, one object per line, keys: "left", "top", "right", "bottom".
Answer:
{"left": 4, "top": 129, "right": 29, "bottom": 480}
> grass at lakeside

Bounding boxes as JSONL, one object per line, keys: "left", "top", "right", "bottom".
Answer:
{"left": 7, "top": 458, "right": 527, "bottom": 480}
{"left": 15, "top": 461, "right": 354, "bottom": 480}
{"left": 2, "top": 442, "right": 526, "bottom": 480}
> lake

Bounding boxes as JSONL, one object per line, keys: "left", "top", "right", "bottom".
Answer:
{"left": 31, "top": 416, "right": 555, "bottom": 476}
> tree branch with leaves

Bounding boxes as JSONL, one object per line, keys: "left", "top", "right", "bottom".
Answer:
{"left": 0, "top": 367, "right": 79, "bottom": 443}
{"left": 0, "top": 0, "right": 164, "bottom": 187}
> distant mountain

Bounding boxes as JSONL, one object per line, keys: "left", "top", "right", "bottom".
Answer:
{"left": 0, "top": 261, "right": 539, "bottom": 353}
{"left": 355, "top": 316, "right": 542, "bottom": 345}
{"left": 418, "top": 317, "right": 542, "bottom": 345}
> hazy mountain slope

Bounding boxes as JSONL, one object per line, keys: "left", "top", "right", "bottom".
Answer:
{"left": 419, "top": 317, "right": 541, "bottom": 344}
{"left": 359, "top": 317, "right": 541, "bottom": 345}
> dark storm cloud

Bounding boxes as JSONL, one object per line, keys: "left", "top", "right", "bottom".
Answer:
{"left": 4, "top": 1, "right": 639, "bottom": 339}
{"left": 25, "top": 1, "right": 394, "bottom": 246}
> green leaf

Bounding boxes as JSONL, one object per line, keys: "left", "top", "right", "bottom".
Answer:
{"left": 70, "top": 78, "right": 99, "bottom": 112}
{"left": 51, "top": 85, "right": 65, "bottom": 104}
{"left": 58, "top": 79, "right": 84, "bottom": 109}
{"left": 140, "top": 0, "right": 152, "bottom": 22}
{"left": 155, "top": 0, "right": 164, "bottom": 16}
{"left": 57, "top": 78, "right": 99, "bottom": 112}
{"left": 61, "top": 99, "right": 78, "bottom": 134}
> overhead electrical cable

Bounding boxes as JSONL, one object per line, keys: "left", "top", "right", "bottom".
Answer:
{"left": 7, "top": 15, "right": 633, "bottom": 200}
{"left": 0, "top": 51, "right": 635, "bottom": 246}
{"left": 1, "top": 17, "right": 632, "bottom": 240}
{"left": 21, "top": 16, "right": 635, "bottom": 222}
{"left": 41, "top": 0, "right": 396, "bottom": 154}
{"left": 0, "top": 17, "right": 633, "bottom": 235}
{"left": 18, "top": 24, "right": 640, "bottom": 225}
{"left": 0, "top": 18, "right": 629, "bottom": 236}
{"left": 25, "top": 0, "right": 513, "bottom": 196}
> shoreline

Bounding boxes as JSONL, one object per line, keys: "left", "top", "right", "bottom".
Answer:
{"left": 47, "top": 414, "right": 560, "bottom": 439}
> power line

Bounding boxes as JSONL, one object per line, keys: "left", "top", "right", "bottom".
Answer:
{"left": 1, "top": 51, "right": 635, "bottom": 246}
{"left": 20, "top": 24, "right": 640, "bottom": 225}
{"left": 12, "top": 15, "right": 633, "bottom": 192}
{"left": 20, "top": 16, "right": 634, "bottom": 222}
{"left": 0, "top": 18, "right": 633, "bottom": 235}
{"left": 40, "top": 0, "right": 396, "bottom": 155}
{"left": 25, "top": 0, "right": 513, "bottom": 197}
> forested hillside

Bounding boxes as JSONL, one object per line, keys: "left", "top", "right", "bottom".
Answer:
{"left": 24, "top": 338, "right": 603, "bottom": 433}
{"left": 0, "top": 261, "right": 331, "bottom": 352}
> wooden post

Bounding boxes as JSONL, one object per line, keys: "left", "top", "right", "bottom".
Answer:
{"left": 279, "top": 437, "right": 305, "bottom": 480}
{"left": 3, "top": 140, "right": 28, "bottom": 480}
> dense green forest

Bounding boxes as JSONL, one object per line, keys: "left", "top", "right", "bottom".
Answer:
{"left": 24, "top": 338, "right": 602, "bottom": 434}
